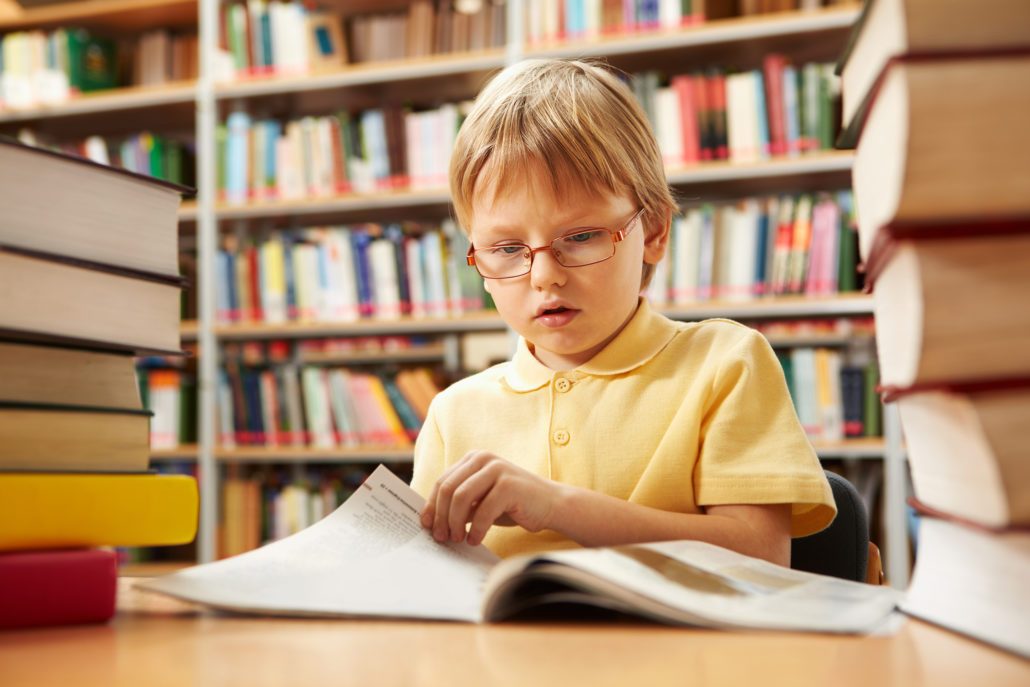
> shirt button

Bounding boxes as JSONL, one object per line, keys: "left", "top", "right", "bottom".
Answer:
{"left": 555, "top": 378, "right": 572, "bottom": 393}
{"left": 553, "top": 430, "right": 570, "bottom": 446}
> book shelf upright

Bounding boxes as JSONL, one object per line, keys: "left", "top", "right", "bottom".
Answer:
{"left": 0, "top": 0, "right": 908, "bottom": 586}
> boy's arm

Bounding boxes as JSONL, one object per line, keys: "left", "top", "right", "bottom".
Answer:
{"left": 421, "top": 451, "right": 792, "bottom": 567}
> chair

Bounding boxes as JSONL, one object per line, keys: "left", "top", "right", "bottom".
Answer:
{"left": 791, "top": 470, "right": 884, "bottom": 585}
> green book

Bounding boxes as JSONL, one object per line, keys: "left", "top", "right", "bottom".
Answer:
{"left": 66, "top": 30, "right": 118, "bottom": 92}
{"left": 863, "top": 361, "right": 881, "bottom": 438}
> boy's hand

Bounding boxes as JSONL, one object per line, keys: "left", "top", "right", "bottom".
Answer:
{"left": 420, "top": 451, "right": 561, "bottom": 547}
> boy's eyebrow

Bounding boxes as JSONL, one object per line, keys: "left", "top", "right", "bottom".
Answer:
{"left": 476, "top": 213, "right": 616, "bottom": 239}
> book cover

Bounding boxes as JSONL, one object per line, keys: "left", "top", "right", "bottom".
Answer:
{"left": 0, "top": 548, "right": 117, "bottom": 629}
{"left": 0, "top": 473, "right": 198, "bottom": 551}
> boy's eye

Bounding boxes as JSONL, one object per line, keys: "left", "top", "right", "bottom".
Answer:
{"left": 562, "top": 230, "right": 605, "bottom": 245}
{"left": 488, "top": 245, "right": 526, "bottom": 256}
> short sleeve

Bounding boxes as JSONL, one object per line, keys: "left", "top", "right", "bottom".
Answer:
{"left": 409, "top": 399, "right": 445, "bottom": 499}
{"left": 695, "top": 328, "right": 835, "bottom": 537}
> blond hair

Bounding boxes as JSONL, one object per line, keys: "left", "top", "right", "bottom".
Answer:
{"left": 449, "top": 58, "right": 677, "bottom": 288}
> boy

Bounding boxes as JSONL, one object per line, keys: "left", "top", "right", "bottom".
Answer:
{"left": 411, "top": 59, "right": 835, "bottom": 566}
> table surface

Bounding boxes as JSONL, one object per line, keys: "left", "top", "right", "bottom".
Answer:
{"left": 1, "top": 578, "right": 1027, "bottom": 687}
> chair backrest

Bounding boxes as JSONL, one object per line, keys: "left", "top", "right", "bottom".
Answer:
{"left": 790, "top": 470, "right": 870, "bottom": 583}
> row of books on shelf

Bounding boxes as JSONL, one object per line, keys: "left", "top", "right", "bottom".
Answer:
{"left": 218, "top": 363, "right": 442, "bottom": 449}
{"left": 645, "top": 191, "right": 860, "bottom": 303}
{"left": 215, "top": 59, "right": 839, "bottom": 202}
{"left": 16, "top": 129, "right": 195, "bottom": 186}
{"left": 219, "top": 104, "right": 466, "bottom": 201}
{"left": 0, "top": 137, "right": 196, "bottom": 629}
{"left": 637, "top": 59, "right": 839, "bottom": 165}
{"left": 778, "top": 346, "right": 880, "bottom": 442}
{"left": 210, "top": 342, "right": 877, "bottom": 452}
{"left": 216, "top": 222, "right": 488, "bottom": 325}
{"left": 219, "top": 466, "right": 375, "bottom": 558}
{"left": 523, "top": 0, "right": 846, "bottom": 43}
{"left": 0, "top": 28, "right": 197, "bottom": 111}
{"left": 139, "top": 366, "right": 197, "bottom": 450}
{"left": 217, "top": 0, "right": 507, "bottom": 81}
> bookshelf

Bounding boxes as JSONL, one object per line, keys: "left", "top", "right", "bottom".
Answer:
{"left": 3, "top": 1, "right": 908, "bottom": 585}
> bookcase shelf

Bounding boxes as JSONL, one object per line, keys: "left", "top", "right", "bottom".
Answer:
{"left": 212, "top": 187, "right": 452, "bottom": 221}
{"left": 204, "top": 151, "right": 851, "bottom": 223}
{"left": 298, "top": 344, "right": 447, "bottom": 366}
{"left": 210, "top": 294, "right": 872, "bottom": 342}
{"left": 151, "top": 444, "right": 198, "bottom": 461}
{"left": 214, "top": 446, "right": 415, "bottom": 463}
{"left": 159, "top": 437, "right": 891, "bottom": 465}
{"left": 0, "top": 0, "right": 196, "bottom": 32}
{"left": 214, "top": 49, "right": 506, "bottom": 100}
{"left": 0, "top": 81, "right": 197, "bottom": 124}
{"left": 525, "top": 5, "right": 859, "bottom": 60}
{"left": 180, "top": 320, "right": 198, "bottom": 341}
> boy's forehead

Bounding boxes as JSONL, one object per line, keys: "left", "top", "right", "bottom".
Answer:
{"left": 470, "top": 159, "right": 622, "bottom": 227}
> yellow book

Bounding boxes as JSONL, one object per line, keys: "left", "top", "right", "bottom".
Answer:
{"left": 0, "top": 473, "right": 198, "bottom": 551}
{"left": 365, "top": 374, "right": 411, "bottom": 446}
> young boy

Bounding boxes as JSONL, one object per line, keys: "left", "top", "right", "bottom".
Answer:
{"left": 411, "top": 58, "right": 835, "bottom": 566}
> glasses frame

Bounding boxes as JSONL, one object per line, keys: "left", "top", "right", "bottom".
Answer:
{"left": 466, "top": 207, "right": 645, "bottom": 280}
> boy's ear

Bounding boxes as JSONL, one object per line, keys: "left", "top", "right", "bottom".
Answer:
{"left": 643, "top": 209, "right": 672, "bottom": 265}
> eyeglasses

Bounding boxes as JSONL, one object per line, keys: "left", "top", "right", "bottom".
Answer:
{"left": 466, "top": 208, "right": 645, "bottom": 280}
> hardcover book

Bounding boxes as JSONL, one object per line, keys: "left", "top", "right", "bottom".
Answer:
{"left": 140, "top": 465, "right": 900, "bottom": 633}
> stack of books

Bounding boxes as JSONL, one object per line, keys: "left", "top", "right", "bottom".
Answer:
{"left": 0, "top": 138, "right": 198, "bottom": 630}
{"left": 838, "top": 0, "right": 1030, "bottom": 658}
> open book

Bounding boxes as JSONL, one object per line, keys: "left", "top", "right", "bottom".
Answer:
{"left": 139, "top": 466, "right": 900, "bottom": 632}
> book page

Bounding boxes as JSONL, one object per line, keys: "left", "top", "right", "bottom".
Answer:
{"left": 139, "top": 465, "right": 499, "bottom": 622}
{"left": 484, "top": 540, "right": 901, "bottom": 633}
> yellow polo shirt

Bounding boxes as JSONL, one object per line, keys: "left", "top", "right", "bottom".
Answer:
{"left": 411, "top": 299, "right": 835, "bottom": 558}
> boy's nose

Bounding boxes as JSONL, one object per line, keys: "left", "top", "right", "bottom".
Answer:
{"left": 528, "top": 247, "right": 568, "bottom": 289}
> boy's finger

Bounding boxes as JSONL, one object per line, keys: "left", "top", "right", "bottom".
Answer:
{"left": 448, "top": 474, "right": 492, "bottom": 543}
{"left": 431, "top": 455, "right": 487, "bottom": 541}
{"left": 466, "top": 486, "right": 507, "bottom": 547}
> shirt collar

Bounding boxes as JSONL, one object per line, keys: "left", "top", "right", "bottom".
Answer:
{"left": 503, "top": 299, "right": 679, "bottom": 392}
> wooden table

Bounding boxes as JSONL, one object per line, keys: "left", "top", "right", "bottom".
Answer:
{"left": 1, "top": 579, "right": 1027, "bottom": 687}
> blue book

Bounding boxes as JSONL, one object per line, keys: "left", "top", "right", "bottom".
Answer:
{"left": 225, "top": 111, "right": 251, "bottom": 203}
{"left": 384, "top": 224, "right": 411, "bottom": 315}
{"left": 754, "top": 209, "right": 770, "bottom": 292}
{"left": 782, "top": 65, "right": 800, "bottom": 155}
{"left": 359, "top": 109, "right": 390, "bottom": 187}
{"left": 281, "top": 235, "right": 297, "bottom": 320}
{"left": 753, "top": 71, "right": 770, "bottom": 159}
{"left": 349, "top": 229, "right": 374, "bottom": 317}
{"left": 264, "top": 120, "right": 280, "bottom": 192}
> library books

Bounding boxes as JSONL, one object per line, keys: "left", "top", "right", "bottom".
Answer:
{"left": 0, "top": 136, "right": 189, "bottom": 278}
{"left": 870, "top": 234, "right": 1030, "bottom": 387}
{"left": 0, "top": 402, "right": 151, "bottom": 472}
{"left": 849, "top": 53, "right": 1030, "bottom": 260}
{"left": 838, "top": 0, "right": 1030, "bottom": 133}
{"left": 140, "top": 465, "right": 901, "bottom": 632}
{"left": 901, "top": 512, "right": 1030, "bottom": 659}
{"left": 0, "top": 246, "right": 184, "bottom": 354}
{"left": 893, "top": 385, "right": 1030, "bottom": 529}
{"left": 0, "top": 341, "right": 141, "bottom": 409}
{"left": 0, "top": 549, "right": 118, "bottom": 630}
{"left": 0, "top": 472, "right": 198, "bottom": 551}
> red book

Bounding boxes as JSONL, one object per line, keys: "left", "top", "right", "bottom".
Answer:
{"left": 671, "top": 75, "right": 700, "bottom": 164}
{"left": 0, "top": 549, "right": 117, "bottom": 629}
{"left": 762, "top": 54, "right": 788, "bottom": 157}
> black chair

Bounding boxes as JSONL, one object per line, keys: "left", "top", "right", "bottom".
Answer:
{"left": 791, "top": 470, "right": 883, "bottom": 585}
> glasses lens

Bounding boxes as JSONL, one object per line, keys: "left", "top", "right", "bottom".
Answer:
{"left": 474, "top": 245, "right": 530, "bottom": 278}
{"left": 552, "top": 230, "right": 614, "bottom": 267}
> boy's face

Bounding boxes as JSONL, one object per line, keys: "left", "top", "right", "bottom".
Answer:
{"left": 469, "top": 165, "right": 667, "bottom": 371}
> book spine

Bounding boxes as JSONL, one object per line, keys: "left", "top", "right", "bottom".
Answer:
{"left": 0, "top": 549, "right": 117, "bottom": 629}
